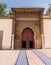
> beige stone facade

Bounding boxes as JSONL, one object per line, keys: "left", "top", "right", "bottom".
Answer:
{"left": 0, "top": 19, "right": 12, "bottom": 49}
{"left": 43, "top": 15, "right": 51, "bottom": 48}
{"left": 0, "top": 8, "right": 51, "bottom": 49}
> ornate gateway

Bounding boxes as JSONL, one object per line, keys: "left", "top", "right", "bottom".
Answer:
{"left": 12, "top": 7, "right": 44, "bottom": 49}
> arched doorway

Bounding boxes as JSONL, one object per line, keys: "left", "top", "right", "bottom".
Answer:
{"left": 21, "top": 27, "right": 34, "bottom": 49}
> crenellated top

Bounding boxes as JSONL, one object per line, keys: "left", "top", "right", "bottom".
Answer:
{"left": 11, "top": 7, "right": 44, "bottom": 19}
{"left": 11, "top": 7, "right": 44, "bottom": 11}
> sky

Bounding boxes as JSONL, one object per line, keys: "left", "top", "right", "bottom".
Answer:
{"left": 0, "top": 0, "right": 51, "bottom": 14}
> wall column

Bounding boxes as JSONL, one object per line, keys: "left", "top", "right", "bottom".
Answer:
{"left": 11, "top": 34, "right": 14, "bottom": 49}
{"left": 41, "top": 34, "right": 45, "bottom": 49}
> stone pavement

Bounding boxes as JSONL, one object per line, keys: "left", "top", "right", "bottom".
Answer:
{"left": 0, "top": 49, "right": 51, "bottom": 65}
{"left": 33, "top": 50, "right": 51, "bottom": 65}
{"left": 26, "top": 50, "right": 45, "bottom": 65}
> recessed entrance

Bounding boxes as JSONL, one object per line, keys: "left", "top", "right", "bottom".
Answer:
{"left": 30, "top": 41, "right": 33, "bottom": 48}
{"left": 22, "top": 41, "right": 26, "bottom": 48}
{"left": 22, "top": 27, "right": 34, "bottom": 49}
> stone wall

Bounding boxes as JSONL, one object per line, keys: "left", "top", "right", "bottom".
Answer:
{"left": 0, "top": 19, "right": 12, "bottom": 49}
{"left": 43, "top": 15, "right": 51, "bottom": 48}
{"left": 0, "top": 15, "right": 51, "bottom": 49}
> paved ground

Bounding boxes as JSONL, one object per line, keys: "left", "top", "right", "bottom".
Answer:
{"left": 0, "top": 49, "right": 51, "bottom": 65}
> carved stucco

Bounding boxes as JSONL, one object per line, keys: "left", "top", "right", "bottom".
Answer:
{"left": 12, "top": 8, "right": 44, "bottom": 49}
{"left": 15, "top": 20, "right": 41, "bottom": 49}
